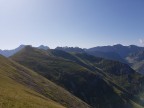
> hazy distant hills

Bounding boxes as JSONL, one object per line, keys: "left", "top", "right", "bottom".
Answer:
{"left": 86, "top": 44, "right": 144, "bottom": 74}
{"left": 56, "top": 47, "right": 85, "bottom": 53}
{"left": 56, "top": 44, "right": 144, "bottom": 61}
{"left": 87, "top": 44, "right": 144, "bottom": 57}
{"left": 56, "top": 44, "right": 144, "bottom": 74}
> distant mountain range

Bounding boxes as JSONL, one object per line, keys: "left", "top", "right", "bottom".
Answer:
{"left": 1, "top": 44, "right": 144, "bottom": 108}
{"left": 56, "top": 44, "right": 144, "bottom": 74}
{"left": 85, "top": 44, "right": 144, "bottom": 74}
{"left": 86, "top": 44, "right": 144, "bottom": 58}
{"left": 1, "top": 44, "right": 144, "bottom": 74}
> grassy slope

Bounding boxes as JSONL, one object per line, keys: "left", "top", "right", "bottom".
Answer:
{"left": 0, "top": 55, "right": 90, "bottom": 108}
{"left": 0, "top": 56, "right": 64, "bottom": 108}
{"left": 11, "top": 46, "right": 144, "bottom": 108}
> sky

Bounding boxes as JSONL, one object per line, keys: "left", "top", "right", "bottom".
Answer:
{"left": 0, "top": 0, "right": 144, "bottom": 49}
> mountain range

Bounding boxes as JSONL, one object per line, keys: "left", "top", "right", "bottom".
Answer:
{"left": 1, "top": 44, "right": 144, "bottom": 108}
{"left": 56, "top": 44, "right": 144, "bottom": 74}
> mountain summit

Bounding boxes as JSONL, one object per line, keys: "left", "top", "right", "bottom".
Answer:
{"left": 0, "top": 45, "right": 26, "bottom": 57}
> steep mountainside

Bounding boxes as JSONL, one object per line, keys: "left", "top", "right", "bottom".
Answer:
{"left": 11, "top": 46, "right": 144, "bottom": 108}
{"left": 86, "top": 50, "right": 126, "bottom": 63}
{"left": 0, "top": 55, "right": 89, "bottom": 108}
{"left": 49, "top": 50, "right": 144, "bottom": 94}
{"left": 126, "top": 51, "right": 144, "bottom": 74}
{"left": 71, "top": 53, "right": 143, "bottom": 93}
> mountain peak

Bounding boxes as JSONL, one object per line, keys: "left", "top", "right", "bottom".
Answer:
{"left": 113, "top": 44, "right": 124, "bottom": 47}
{"left": 114, "top": 44, "right": 123, "bottom": 46}
{"left": 38, "top": 45, "right": 50, "bottom": 50}
{"left": 16, "top": 45, "right": 26, "bottom": 50}
{"left": 56, "top": 46, "right": 85, "bottom": 53}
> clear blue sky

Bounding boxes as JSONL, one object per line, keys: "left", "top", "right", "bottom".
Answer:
{"left": 0, "top": 0, "right": 144, "bottom": 49}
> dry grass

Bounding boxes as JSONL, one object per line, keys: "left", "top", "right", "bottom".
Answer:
{"left": 0, "top": 55, "right": 89, "bottom": 108}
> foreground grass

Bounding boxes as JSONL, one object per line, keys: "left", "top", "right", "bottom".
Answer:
{"left": 0, "top": 54, "right": 89, "bottom": 108}
{"left": 0, "top": 72, "right": 65, "bottom": 108}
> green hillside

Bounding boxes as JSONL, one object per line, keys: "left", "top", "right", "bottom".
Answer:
{"left": 11, "top": 46, "right": 144, "bottom": 108}
{"left": 0, "top": 55, "right": 90, "bottom": 108}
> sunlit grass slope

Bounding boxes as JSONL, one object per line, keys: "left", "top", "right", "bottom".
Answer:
{"left": 0, "top": 55, "right": 90, "bottom": 108}
{"left": 0, "top": 56, "right": 64, "bottom": 108}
